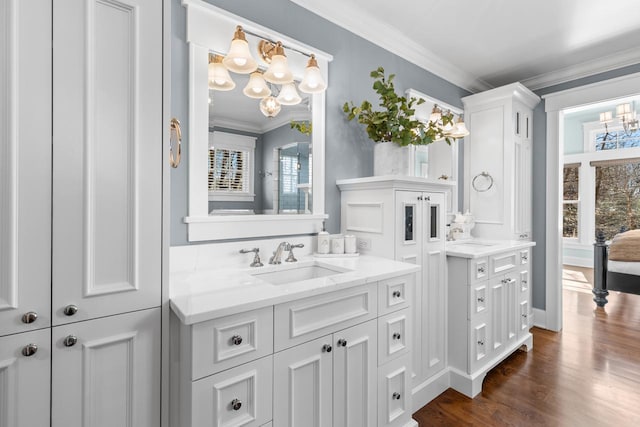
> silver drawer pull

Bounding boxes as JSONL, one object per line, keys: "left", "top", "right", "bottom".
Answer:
{"left": 63, "top": 304, "right": 78, "bottom": 316}
{"left": 63, "top": 335, "right": 78, "bottom": 347}
{"left": 337, "top": 339, "right": 347, "bottom": 347}
{"left": 231, "top": 398, "right": 242, "bottom": 411}
{"left": 231, "top": 335, "right": 243, "bottom": 346}
{"left": 478, "top": 266, "right": 486, "bottom": 273}
{"left": 392, "top": 333, "right": 402, "bottom": 340}
{"left": 22, "top": 344, "right": 38, "bottom": 357}
{"left": 322, "top": 344, "right": 332, "bottom": 353}
{"left": 477, "top": 340, "right": 485, "bottom": 346}
{"left": 522, "top": 314, "right": 528, "bottom": 318}
{"left": 392, "top": 392, "right": 401, "bottom": 400}
{"left": 477, "top": 297, "right": 485, "bottom": 303}
{"left": 22, "top": 311, "right": 38, "bottom": 324}
{"left": 392, "top": 290, "right": 402, "bottom": 298}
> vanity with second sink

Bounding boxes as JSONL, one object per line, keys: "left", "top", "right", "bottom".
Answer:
{"left": 170, "top": 241, "right": 420, "bottom": 427}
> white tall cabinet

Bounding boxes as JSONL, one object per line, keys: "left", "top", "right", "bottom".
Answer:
{"left": 338, "top": 176, "right": 451, "bottom": 409}
{"left": 462, "top": 83, "right": 540, "bottom": 241}
{"left": 0, "top": 0, "right": 164, "bottom": 426}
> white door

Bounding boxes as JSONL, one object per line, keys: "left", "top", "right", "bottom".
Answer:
{"left": 0, "top": 329, "right": 51, "bottom": 427}
{"left": 0, "top": 0, "right": 51, "bottom": 337}
{"left": 51, "top": 308, "right": 160, "bottom": 427}
{"left": 422, "top": 192, "right": 447, "bottom": 379}
{"left": 333, "top": 320, "right": 377, "bottom": 427}
{"left": 273, "top": 335, "right": 333, "bottom": 427}
{"left": 52, "top": 0, "right": 162, "bottom": 325}
{"left": 394, "top": 191, "right": 422, "bottom": 382}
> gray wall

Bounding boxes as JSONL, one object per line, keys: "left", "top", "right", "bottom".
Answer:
{"left": 170, "top": 0, "right": 469, "bottom": 245}
{"left": 530, "top": 63, "right": 640, "bottom": 310}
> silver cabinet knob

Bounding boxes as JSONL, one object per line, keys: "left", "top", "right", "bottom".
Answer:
{"left": 337, "top": 339, "right": 347, "bottom": 347}
{"left": 231, "top": 335, "right": 243, "bottom": 346}
{"left": 231, "top": 398, "right": 242, "bottom": 411}
{"left": 63, "top": 335, "right": 78, "bottom": 347}
{"left": 392, "top": 333, "right": 402, "bottom": 340}
{"left": 63, "top": 304, "right": 78, "bottom": 316}
{"left": 22, "top": 343, "right": 38, "bottom": 357}
{"left": 392, "top": 392, "right": 401, "bottom": 400}
{"left": 392, "top": 290, "right": 402, "bottom": 298}
{"left": 21, "top": 311, "right": 38, "bottom": 324}
{"left": 477, "top": 340, "right": 485, "bottom": 346}
{"left": 322, "top": 344, "right": 332, "bottom": 353}
{"left": 477, "top": 297, "right": 485, "bottom": 303}
{"left": 478, "top": 266, "right": 486, "bottom": 273}
{"left": 522, "top": 314, "right": 528, "bottom": 318}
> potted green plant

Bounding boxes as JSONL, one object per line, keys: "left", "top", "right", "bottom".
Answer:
{"left": 343, "top": 67, "right": 458, "bottom": 175}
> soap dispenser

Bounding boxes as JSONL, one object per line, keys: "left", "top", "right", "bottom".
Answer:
{"left": 317, "top": 221, "right": 330, "bottom": 254}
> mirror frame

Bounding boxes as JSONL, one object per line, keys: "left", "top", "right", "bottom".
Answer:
{"left": 182, "top": 0, "right": 332, "bottom": 241}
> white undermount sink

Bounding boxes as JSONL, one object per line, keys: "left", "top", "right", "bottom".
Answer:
{"left": 251, "top": 262, "right": 351, "bottom": 285}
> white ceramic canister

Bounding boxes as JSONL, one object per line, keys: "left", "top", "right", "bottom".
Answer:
{"left": 317, "top": 231, "right": 330, "bottom": 254}
{"left": 330, "top": 234, "right": 345, "bottom": 254}
{"left": 344, "top": 235, "right": 356, "bottom": 254}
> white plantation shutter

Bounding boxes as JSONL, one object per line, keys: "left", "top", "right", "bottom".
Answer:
{"left": 208, "top": 131, "right": 256, "bottom": 201}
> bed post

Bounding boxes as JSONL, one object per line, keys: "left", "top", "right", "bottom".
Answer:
{"left": 593, "top": 230, "right": 608, "bottom": 307}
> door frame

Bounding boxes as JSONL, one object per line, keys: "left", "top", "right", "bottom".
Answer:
{"left": 542, "top": 71, "right": 640, "bottom": 331}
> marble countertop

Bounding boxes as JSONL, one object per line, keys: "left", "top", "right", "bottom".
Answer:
{"left": 446, "top": 239, "right": 536, "bottom": 259}
{"left": 170, "top": 255, "right": 420, "bottom": 325}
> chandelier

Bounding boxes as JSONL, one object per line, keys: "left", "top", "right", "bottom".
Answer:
{"left": 599, "top": 102, "right": 639, "bottom": 137}
{"left": 208, "top": 26, "right": 327, "bottom": 118}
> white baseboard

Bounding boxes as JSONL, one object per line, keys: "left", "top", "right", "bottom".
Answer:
{"left": 411, "top": 369, "right": 450, "bottom": 412}
{"left": 532, "top": 308, "right": 546, "bottom": 329}
{"left": 563, "top": 256, "right": 593, "bottom": 268}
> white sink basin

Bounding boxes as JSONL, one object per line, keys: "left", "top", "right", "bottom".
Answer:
{"left": 251, "top": 262, "right": 351, "bottom": 285}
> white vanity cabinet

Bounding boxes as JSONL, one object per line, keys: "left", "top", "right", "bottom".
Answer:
{"left": 171, "top": 273, "right": 416, "bottom": 427}
{"left": 447, "top": 244, "right": 534, "bottom": 398}
{"left": 462, "top": 83, "right": 540, "bottom": 241}
{"left": 1, "top": 0, "right": 164, "bottom": 424}
{"left": 337, "top": 177, "right": 450, "bottom": 408}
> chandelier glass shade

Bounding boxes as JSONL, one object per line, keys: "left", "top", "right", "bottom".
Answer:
{"left": 222, "top": 26, "right": 258, "bottom": 74}
{"left": 260, "top": 96, "right": 282, "bottom": 118}
{"left": 242, "top": 71, "right": 271, "bottom": 99}
{"left": 208, "top": 54, "right": 235, "bottom": 91}
{"left": 599, "top": 102, "right": 638, "bottom": 136}
{"left": 298, "top": 55, "right": 326, "bottom": 94}
{"left": 276, "top": 83, "right": 302, "bottom": 105}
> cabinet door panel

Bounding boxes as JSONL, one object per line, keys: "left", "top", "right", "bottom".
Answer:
{"left": 333, "top": 320, "right": 377, "bottom": 427}
{"left": 0, "top": 0, "right": 51, "bottom": 336}
{"left": 273, "top": 336, "right": 332, "bottom": 427}
{"left": 52, "top": 0, "right": 162, "bottom": 325}
{"left": 51, "top": 308, "right": 160, "bottom": 427}
{"left": 0, "top": 329, "right": 50, "bottom": 427}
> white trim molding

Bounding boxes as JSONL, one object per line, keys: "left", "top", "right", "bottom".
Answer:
{"left": 543, "top": 71, "right": 640, "bottom": 332}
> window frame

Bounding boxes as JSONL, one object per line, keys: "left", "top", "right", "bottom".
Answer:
{"left": 208, "top": 131, "right": 256, "bottom": 202}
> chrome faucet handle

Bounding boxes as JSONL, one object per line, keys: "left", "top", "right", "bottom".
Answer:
{"left": 285, "top": 243, "right": 305, "bottom": 262}
{"left": 239, "top": 248, "right": 263, "bottom": 267}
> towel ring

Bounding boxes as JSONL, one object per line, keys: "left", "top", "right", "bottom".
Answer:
{"left": 472, "top": 171, "right": 494, "bottom": 192}
{"left": 169, "top": 118, "right": 181, "bottom": 168}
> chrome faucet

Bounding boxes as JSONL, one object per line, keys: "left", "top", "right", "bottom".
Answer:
{"left": 239, "top": 247, "right": 263, "bottom": 267}
{"left": 269, "top": 242, "right": 290, "bottom": 264}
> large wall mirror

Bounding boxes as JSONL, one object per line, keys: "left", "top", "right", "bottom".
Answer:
{"left": 182, "top": 0, "right": 332, "bottom": 241}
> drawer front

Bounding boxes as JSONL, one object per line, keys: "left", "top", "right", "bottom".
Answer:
{"left": 519, "top": 270, "right": 530, "bottom": 301}
{"left": 192, "top": 306, "right": 273, "bottom": 380}
{"left": 469, "top": 257, "right": 489, "bottom": 284}
{"left": 490, "top": 252, "right": 517, "bottom": 277}
{"left": 519, "top": 248, "right": 531, "bottom": 266}
{"left": 519, "top": 300, "right": 530, "bottom": 337}
{"left": 469, "top": 313, "right": 490, "bottom": 373}
{"left": 378, "top": 308, "right": 410, "bottom": 366}
{"left": 274, "top": 284, "right": 377, "bottom": 352}
{"left": 377, "top": 354, "right": 411, "bottom": 427}
{"left": 191, "top": 356, "right": 273, "bottom": 427}
{"left": 378, "top": 275, "right": 412, "bottom": 316}
{"left": 468, "top": 281, "right": 489, "bottom": 320}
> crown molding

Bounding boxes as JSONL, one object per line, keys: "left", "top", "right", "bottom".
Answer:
{"left": 290, "top": 0, "right": 492, "bottom": 94}
{"left": 522, "top": 45, "right": 640, "bottom": 91}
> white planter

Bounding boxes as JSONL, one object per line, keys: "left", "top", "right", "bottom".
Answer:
{"left": 373, "top": 142, "right": 415, "bottom": 176}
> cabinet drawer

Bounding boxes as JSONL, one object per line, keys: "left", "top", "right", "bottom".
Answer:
{"left": 192, "top": 306, "right": 273, "bottom": 380}
{"left": 519, "top": 270, "right": 530, "bottom": 301}
{"left": 468, "top": 281, "right": 489, "bottom": 320}
{"left": 377, "top": 354, "right": 411, "bottom": 427}
{"left": 274, "top": 284, "right": 377, "bottom": 352}
{"left": 191, "top": 356, "right": 273, "bottom": 427}
{"left": 469, "top": 257, "right": 489, "bottom": 284}
{"left": 378, "top": 275, "right": 412, "bottom": 315}
{"left": 378, "top": 308, "right": 410, "bottom": 366}
{"left": 489, "top": 252, "right": 517, "bottom": 276}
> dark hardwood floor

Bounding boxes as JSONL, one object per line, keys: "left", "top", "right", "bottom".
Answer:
{"left": 413, "top": 289, "right": 640, "bottom": 426}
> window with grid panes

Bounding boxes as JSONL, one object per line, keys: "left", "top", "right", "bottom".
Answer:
{"left": 208, "top": 131, "right": 255, "bottom": 202}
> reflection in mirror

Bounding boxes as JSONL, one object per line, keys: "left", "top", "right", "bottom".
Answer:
{"left": 208, "top": 73, "right": 312, "bottom": 215}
